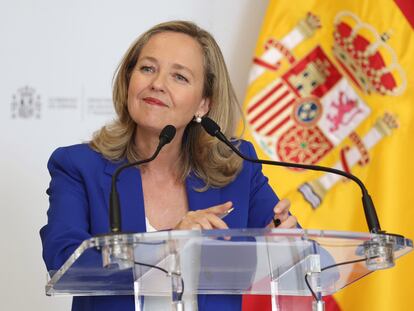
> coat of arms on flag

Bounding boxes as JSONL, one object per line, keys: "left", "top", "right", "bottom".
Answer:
{"left": 245, "top": 11, "right": 405, "bottom": 208}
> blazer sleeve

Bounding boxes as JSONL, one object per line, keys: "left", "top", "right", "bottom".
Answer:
{"left": 244, "top": 141, "right": 280, "bottom": 228}
{"left": 39, "top": 147, "right": 92, "bottom": 272}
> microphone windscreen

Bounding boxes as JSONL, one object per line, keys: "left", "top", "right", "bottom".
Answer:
{"left": 159, "top": 125, "right": 176, "bottom": 144}
{"left": 201, "top": 117, "right": 221, "bottom": 137}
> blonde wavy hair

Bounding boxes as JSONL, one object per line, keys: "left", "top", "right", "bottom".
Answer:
{"left": 90, "top": 20, "right": 244, "bottom": 189}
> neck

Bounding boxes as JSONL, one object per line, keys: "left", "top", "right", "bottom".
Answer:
{"left": 134, "top": 127, "right": 184, "bottom": 176}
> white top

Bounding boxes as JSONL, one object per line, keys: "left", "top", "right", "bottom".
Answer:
{"left": 145, "top": 217, "right": 157, "bottom": 233}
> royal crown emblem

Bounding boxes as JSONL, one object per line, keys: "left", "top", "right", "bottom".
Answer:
{"left": 333, "top": 11, "right": 406, "bottom": 96}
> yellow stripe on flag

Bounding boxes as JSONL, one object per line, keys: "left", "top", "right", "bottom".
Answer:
{"left": 243, "top": 0, "right": 414, "bottom": 310}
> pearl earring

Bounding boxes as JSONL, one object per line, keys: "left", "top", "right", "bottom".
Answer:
{"left": 194, "top": 115, "right": 202, "bottom": 123}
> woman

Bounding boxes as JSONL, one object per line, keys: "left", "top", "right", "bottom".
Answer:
{"left": 40, "top": 20, "right": 297, "bottom": 311}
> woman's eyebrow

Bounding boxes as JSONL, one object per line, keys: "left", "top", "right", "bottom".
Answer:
{"left": 171, "top": 63, "right": 195, "bottom": 78}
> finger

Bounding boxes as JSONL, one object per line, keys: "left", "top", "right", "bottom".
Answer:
{"left": 277, "top": 215, "right": 298, "bottom": 229}
{"left": 204, "top": 201, "right": 233, "bottom": 215}
{"left": 274, "top": 198, "right": 290, "bottom": 214}
{"left": 205, "top": 213, "right": 229, "bottom": 229}
{"left": 190, "top": 223, "right": 202, "bottom": 230}
{"left": 195, "top": 217, "right": 213, "bottom": 230}
{"left": 267, "top": 217, "right": 282, "bottom": 228}
{"left": 276, "top": 210, "right": 289, "bottom": 223}
{"left": 175, "top": 205, "right": 232, "bottom": 230}
{"left": 274, "top": 199, "right": 291, "bottom": 221}
{"left": 175, "top": 211, "right": 199, "bottom": 230}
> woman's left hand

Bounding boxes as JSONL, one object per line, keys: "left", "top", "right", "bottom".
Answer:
{"left": 267, "top": 198, "right": 297, "bottom": 229}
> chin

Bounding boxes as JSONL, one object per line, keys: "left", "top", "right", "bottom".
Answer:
{"left": 136, "top": 121, "right": 171, "bottom": 134}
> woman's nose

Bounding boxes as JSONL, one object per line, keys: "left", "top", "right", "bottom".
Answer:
{"left": 150, "top": 72, "right": 167, "bottom": 92}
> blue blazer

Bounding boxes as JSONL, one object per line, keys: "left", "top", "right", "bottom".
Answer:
{"left": 40, "top": 141, "right": 279, "bottom": 311}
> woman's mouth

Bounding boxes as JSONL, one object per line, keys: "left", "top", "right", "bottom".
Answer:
{"left": 142, "top": 97, "right": 168, "bottom": 107}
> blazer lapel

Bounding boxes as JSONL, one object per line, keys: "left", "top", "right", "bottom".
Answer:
{"left": 186, "top": 173, "right": 221, "bottom": 211}
{"left": 101, "top": 160, "right": 146, "bottom": 233}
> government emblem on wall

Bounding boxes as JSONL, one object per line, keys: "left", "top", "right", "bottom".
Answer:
{"left": 11, "top": 86, "right": 42, "bottom": 119}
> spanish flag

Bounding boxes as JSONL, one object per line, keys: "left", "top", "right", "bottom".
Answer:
{"left": 242, "top": 0, "right": 414, "bottom": 310}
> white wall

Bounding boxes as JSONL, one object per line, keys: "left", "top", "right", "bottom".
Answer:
{"left": 0, "top": 0, "right": 268, "bottom": 309}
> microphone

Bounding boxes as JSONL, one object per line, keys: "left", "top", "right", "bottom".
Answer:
{"left": 109, "top": 125, "right": 176, "bottom": 233}
{"left": 201, "top": 117, "right": 382, "bottom": 234}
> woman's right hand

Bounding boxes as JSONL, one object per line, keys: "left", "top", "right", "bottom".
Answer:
{"left": 174, "top": 201, "right": 233, "bottom": 230}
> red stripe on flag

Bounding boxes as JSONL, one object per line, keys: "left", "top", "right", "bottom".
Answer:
{"left": 242, "top": 295, "right": 341, "bottom": 311}
{"left": 250, "top": 90, "right": 290, "bottom": 125}
{"left": 255, "top": 97, "right": 295, "bottom": 132}
{"left": 265, "top": 115, "right": 291, "bottom": 136}
{"left": 394, "top": 0, "right": 414, "bottom": 29}
{"left": 253, "top": 57, "right": 281, "bottom": 71}
{"left": 340, "top": 146, "right": 351, "bottom": 174}
{"left": 247, "top": 82, "right": 284, "bottom": 114}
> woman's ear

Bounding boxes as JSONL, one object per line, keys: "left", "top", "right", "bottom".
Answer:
{"left": 197, "top": 98, "right": 211, "bottom": 117}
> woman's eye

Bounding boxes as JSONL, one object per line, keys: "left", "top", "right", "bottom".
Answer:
{"left": 174, "top": 73, "right": 189, "bottom": 83}
{"left": 139, "top": 66, "right": 154, "bottom": 73}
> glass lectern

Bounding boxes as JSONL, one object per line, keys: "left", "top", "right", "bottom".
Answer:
{"left": 45, "top": 228, "right": 413, "bottom": 311}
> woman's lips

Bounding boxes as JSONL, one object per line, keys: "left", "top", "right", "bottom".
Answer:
{"left": 143, "top": 97, "right": 168, "bottom": 107}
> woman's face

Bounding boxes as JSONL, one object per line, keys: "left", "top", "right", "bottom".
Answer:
{"left": 127, "top": 31, "right": 210, "bottom": 136}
